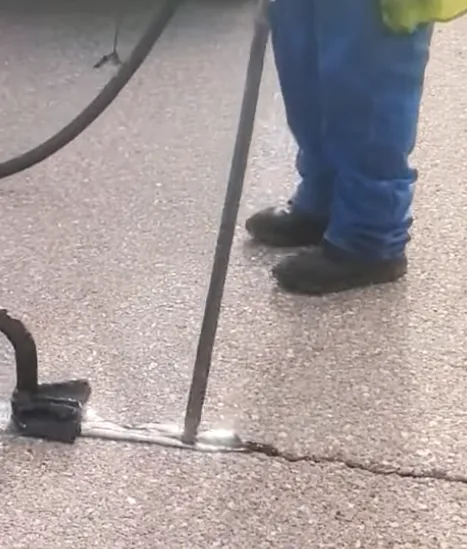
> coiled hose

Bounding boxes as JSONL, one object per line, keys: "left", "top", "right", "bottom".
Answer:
{"left": 0, "top": 0, "right": 184, "bottom": 180}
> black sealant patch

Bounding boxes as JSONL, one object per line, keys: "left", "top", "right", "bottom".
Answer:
{"left": 0, "top": 309, "right": 91, "bottom": 443}
{"left": 11, "top": 380, "right": 91, "bottom": 444}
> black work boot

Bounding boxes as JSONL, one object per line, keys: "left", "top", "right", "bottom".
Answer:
{"left": 245, "top": 202, "right": 327, "bottom": 247}
{"left": 272, "top": 241, "right": 407, "bottom": 295}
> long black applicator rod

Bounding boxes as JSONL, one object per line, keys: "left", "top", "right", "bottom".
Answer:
{"left": 183, "top": 0, "right": 270, "bottom": 444}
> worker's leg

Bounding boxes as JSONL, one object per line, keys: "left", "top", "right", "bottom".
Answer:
{"left": 274, "top": 0, "right": 433, "bottom": 294}
{"left": 245, "top": 0, "right": 332, "bottom": 247}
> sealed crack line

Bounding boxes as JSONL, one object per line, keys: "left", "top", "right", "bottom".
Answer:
{"left": 1, "top": 309, "right": 465, "bottom": 486}
{"left": 243, "top": 441, "right": 467, "bottom": 486}
{"left": 2, "top": 407, "right": 467, "bottom": 486}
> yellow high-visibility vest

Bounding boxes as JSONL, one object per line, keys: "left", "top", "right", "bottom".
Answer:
{"left": 381, "top": 0, "right": 467, "bottom": 31}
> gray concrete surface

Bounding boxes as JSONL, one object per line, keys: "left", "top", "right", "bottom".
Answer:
{"left": 1, "top": 1, "right": 467, "bottom": 547}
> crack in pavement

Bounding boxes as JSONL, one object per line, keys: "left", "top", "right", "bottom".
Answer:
{"left": 243, "top": 440, "right": 467, "bottom": 486}
{"left": 2, "top": 312, "right": 467, "bottom": 486}
{"left": 1, "top": 410, "right": 467, "bottom": 487}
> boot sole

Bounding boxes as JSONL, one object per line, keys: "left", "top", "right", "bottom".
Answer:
{"left": 273, "top": 263, "right": 408, "bottom": 296}
{"left": 245, "top": 225, "right": 324, "bottom": 248}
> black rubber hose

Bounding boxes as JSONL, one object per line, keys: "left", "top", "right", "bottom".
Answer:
{"left": 0, "top": 309, "right": 38, "bottom": 393}
{"left": 0, "top": 0, "right": 184, "bottom": 180}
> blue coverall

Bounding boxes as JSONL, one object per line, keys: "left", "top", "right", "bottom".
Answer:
{"left": 269, "top": 0, "right": 433, "bottom": 260}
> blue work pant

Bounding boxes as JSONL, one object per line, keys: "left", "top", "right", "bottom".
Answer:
{"left": 269, "top": 0, "right": 433, "bottom": 259}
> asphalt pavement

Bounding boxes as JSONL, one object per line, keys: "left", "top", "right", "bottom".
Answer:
{"left": 1, "top": 1, "right": 467, "bottom": 547}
